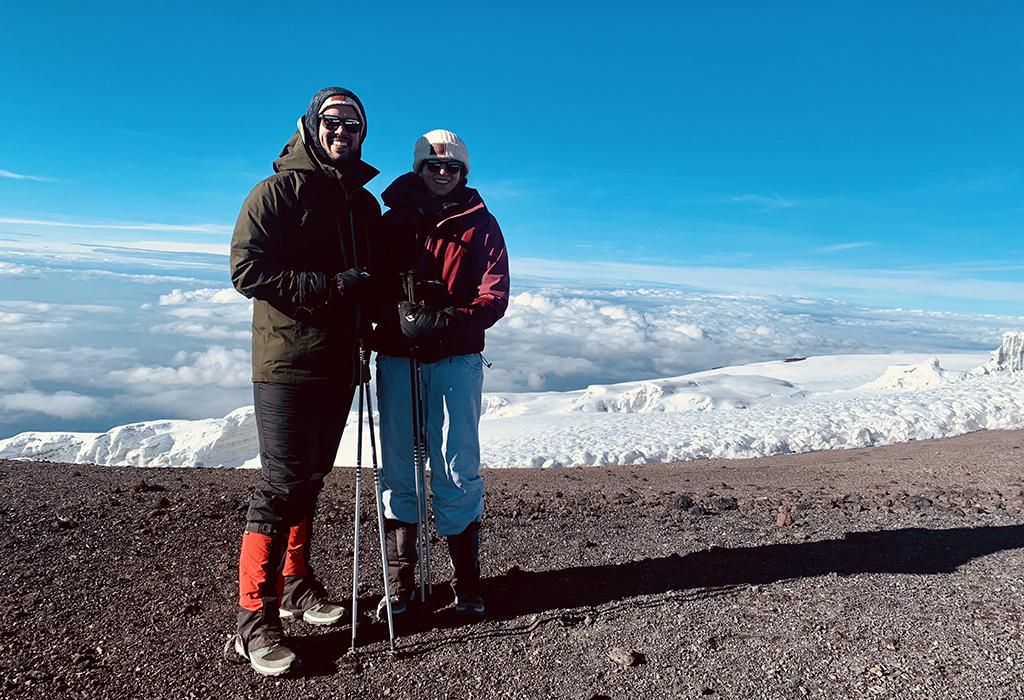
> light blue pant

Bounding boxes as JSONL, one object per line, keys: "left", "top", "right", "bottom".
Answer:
{"left": 376, "top": 353, "right": 484, "bottom": 537}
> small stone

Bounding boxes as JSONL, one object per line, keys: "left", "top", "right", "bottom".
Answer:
{"left": 55, "top": 516, "right": 76, "bottom": 530}
{"left": 340, "top": 653, "right": 363, "bottom": 673}
{"left": 776, "top": 512, "right": 794, "bottom": 527}
{"left": 708, "top": 496, "right": 739, "bottom": 511}
{"left": 608, "top": 647, "right": 642, "bottom": 667}
{"left": 673, "top": 494, "right": 695, "bottom": 510}
{"left": 793, "top": 531, "right": 809, "bottom": 541}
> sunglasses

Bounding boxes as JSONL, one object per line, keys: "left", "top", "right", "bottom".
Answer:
{"left": 320, "top": 115, "right": 363, "bottom": 134}
{"left": 424, "top": 159, "right": 464, "bottom": 174}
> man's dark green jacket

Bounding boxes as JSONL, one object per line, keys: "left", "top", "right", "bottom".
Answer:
{"left": 230, "top": 130, "right": 380, "bottom": 385}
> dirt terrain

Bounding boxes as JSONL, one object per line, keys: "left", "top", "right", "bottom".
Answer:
{"left": 2, "top": 428, "right": 1024, "bottom": 699}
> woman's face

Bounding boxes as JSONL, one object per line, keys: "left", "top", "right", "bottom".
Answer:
{"left": 419, "top": 159, "right": 463, "bottom": 197}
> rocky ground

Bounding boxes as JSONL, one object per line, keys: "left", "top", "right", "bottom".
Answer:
{"left": 2, "top": 428, "right": 1024, "bottom": 699}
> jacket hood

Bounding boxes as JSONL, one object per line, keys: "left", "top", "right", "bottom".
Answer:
{"left": 302, "top": 87, "right": 368, "bottom": 165}
{"left": 274, "top": 131, "right": 379, "bottom": 190}
{"left": 381, "top": 172, "right": 485, "bottom": 220}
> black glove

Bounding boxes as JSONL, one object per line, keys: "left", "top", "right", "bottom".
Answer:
{"left": 295, "top": 271, "right": 331, "bottom": 308}
{"left": 332, "top": 268, "right": 371, "bottom": 299}
{"left": 398, "top": 301, "right": 455, "bottom": 341}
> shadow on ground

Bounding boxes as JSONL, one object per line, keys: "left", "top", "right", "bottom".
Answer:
{"left": 301, "top": 524, "right": 1024, "bottom": 664}
{"left": 486, "top": 524, "right": 1024, "bottom": 619}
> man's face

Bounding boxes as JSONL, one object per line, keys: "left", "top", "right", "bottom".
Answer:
{"left": 419, "top": 159, "right": 463, "bottom": 197}
{"left": 317, "top": 105, "right": 361, "bottom": 165}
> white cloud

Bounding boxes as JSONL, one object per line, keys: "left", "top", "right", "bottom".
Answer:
{"left": 0, "top": 169, "right": 55, "bottom": 182}
{"left": 158, "top": 288, "right": 241, "bottom": 306}
{"left": 0, "top": 262, "right": 34, "bottom": 277}
{"left": 0, "top": 242, "right": 1020, "bottom": 438}
{"left": 106, "top": 346, "right": 251, "bottom": 389}
{"left": 0, "top": 354, "right": 28, "bottom": 390}
{"left": 0, "top": 217, "right": 230, "bottom": 233}
{"left": 729, "top": 194, "right": 798, "bottom": 210}
{"left": 0, "top": 391, "right": 100, "bottom": 419}
{"left": 818, "top": 242, "right": 871, "bottom": 253}
{"left": 515, "top": 257, "right": 1024, "bottom": 306}
{"left": 109, "top": 240, "right": 229, "bottom": 255}
{"left": 149, "top": 322, "right": 250, "bottom": 340}
{"left": 480, "top": 287, "right": 1020, "bottom": 393}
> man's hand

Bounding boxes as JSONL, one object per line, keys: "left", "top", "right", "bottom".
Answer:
{"left": 398, "top": 301, "right": 454, "bottom": 341}
{"left": 333, "top": 268, "right": 371, "bottom": 299}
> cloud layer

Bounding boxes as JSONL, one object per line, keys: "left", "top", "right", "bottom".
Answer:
{"left": 0, "top": 239, "right": 1020, "bottom": 437}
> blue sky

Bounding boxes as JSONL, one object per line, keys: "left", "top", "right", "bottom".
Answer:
{"left": 1, "top": 1, "right": 1022, "bottom": 314}
{"left": 0, "top": 2, "right": 1022, "bottom": 437}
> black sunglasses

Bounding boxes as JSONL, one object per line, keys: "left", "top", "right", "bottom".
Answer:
{"left": 424, "top": 159, "right": 464, "bottom": 174}
{"left": 320, "top": 115, "right": 362, "bottom": 134}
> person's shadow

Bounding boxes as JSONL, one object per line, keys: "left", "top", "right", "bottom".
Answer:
{"left": 292, "top": 524, "right": 1024, "bottom": 666}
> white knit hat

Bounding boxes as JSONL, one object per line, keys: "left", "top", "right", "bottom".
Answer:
{"left": 413, "top": 129, "right": 470, "bottom": 174}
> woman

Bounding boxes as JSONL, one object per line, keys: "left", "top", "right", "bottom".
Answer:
{"left": 371, "top": 129, "right": 509, "bottom": 617}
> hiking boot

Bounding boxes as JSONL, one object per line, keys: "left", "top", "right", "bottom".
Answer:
{"left": 280, "top": 575, "right": 346, "bottom": 626}
{"left": 226, "top": 633, "right": 300, "bottom": 677}
{"left": 384, "top": 519, "right": 418, "bottom": 596}
{"left": 454, "top": 595, "right": 485, "bottom": 616}
{"left": 375, "top": 591, "right": 411, "bottom": 620}
{"left": 447, "top": 521, "right": 483, "bottom": 615}
{"left": 280, "top": 599, "right": 346, "bottom": 626}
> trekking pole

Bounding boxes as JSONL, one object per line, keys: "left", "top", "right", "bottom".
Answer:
{"left": 364, "top": 357, "right": 396, "bottom": 653}
{"left": 348, "top": 370, "right": 364, "bottom": 654}
{"left": 415, "top": 362, "right": 433, "bottom": 597}
{"left": 402, "top": 272, "right": 430, "bottom": 603}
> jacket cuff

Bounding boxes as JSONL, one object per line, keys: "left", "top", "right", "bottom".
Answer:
{"left": 295, "top": 271, "right": 333, "bottom": 309}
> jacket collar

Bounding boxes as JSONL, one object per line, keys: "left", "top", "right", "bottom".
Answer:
{"left": 274, "top": 129, "right": 379, "bottom": 191}
{"left": 381, "top": 172, "right": 484, "bottom": 222}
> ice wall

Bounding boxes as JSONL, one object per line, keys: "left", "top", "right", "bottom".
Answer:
{"left": 991, "top": 332, "right": 1024, "bottom": 373}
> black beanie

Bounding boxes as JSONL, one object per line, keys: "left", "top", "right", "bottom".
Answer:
{"left": 302, "top": 87, "right": 368, "bottom": 163}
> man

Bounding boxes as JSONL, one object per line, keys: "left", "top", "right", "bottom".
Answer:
{"left": 228, "top": 87, "right": 380, "bottom": 676}
{"left": 371, "top": 129, "right": 509, "bottom": 618}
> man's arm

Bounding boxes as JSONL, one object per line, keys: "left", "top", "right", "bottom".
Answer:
{"left": 230, "top": 176, "right": 371, "bottom": 318}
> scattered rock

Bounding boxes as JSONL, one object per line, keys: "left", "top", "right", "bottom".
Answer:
{"left": 673, "top": 494, "right": 695, "bottom": 510}
{"left": 55, "top": 515, "right": 77, "bottom": 530}
{"left": 129, "top": 480, "right": 166, "bottom": 494}
{"left": 776, "top": 511, "right": 794, "bottom": 527}
{"left": 608, "top": 647, "right": 644, "bottom": 667}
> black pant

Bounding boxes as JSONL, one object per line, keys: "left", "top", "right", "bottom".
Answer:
{"left": 246, "top": 381, "right": 355, "bottom": 528}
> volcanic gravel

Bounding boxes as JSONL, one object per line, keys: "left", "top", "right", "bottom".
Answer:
{"left": 2, "top": 428, "right": 1024, "bottom": 699}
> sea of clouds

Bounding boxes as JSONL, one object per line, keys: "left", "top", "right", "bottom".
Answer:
{"left": 0, "top": 240, "right": 1020, "bottom": 438}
